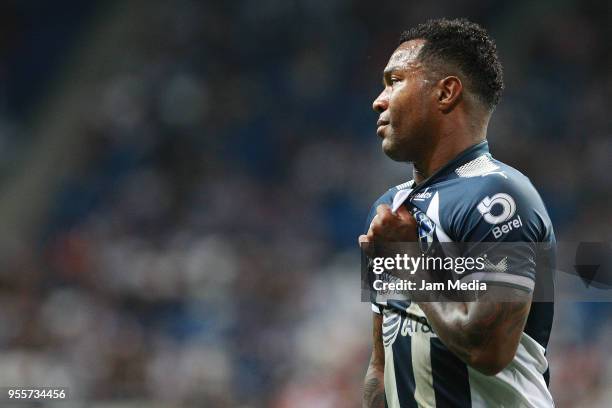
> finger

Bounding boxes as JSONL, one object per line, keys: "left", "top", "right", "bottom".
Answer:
{"left": 395, "top": 205, "right": 414, "bottom": 221}
{"left": 376, "top": 204, "right": 394, "bottom": 225}
{"left": 366, "top": 228, "right": 375, "bottom": 240}
{"left": 376, "top": 204, "right": 393, "bottom": 218}
{"left": 358, "top": 234, "right": 370, "bottom": 245}
{"left": 369, "top": 214, "right": 385, "bottom": 236}
{"left": 369, "top": 213, "right": 380, "bottom": 228}
{"left": 367, "top": 215, "right": 378, "bottom": 238}
{"left": 366, "top": 227, "right": 376, "bottom": 242}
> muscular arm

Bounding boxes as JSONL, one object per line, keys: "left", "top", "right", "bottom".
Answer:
{"left": 417, "top": 286, "right": 532, "bottom": 376}
{"left": 362, "top": 203, "right": 534, "bottom": 376}
{"left": 363, "top": 312, "right": 385, "bottom": 408}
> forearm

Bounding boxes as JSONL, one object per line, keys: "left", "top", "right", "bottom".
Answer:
{"left": 363, "top": 359, "right": 385, "bottom": 408}
{"left": 364, "top": 312, "right": 386, "bottom": 408}
{"left": 416, "top": 301, "right": 479, "bottom": 364}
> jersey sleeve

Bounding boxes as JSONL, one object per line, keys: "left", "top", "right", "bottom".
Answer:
{"left": 447, "top": 176, "right": 550, "bottom": 292}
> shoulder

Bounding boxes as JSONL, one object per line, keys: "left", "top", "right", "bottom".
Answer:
{"left": 443, "top": 157, "right": 552, "bottom": 242}
{"left": 454, "top": 157, "right": 547, "bottom": 215}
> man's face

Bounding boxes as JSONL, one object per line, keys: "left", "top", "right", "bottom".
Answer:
{"left": 373, "top": 40, "right": 435, "bottom": 162}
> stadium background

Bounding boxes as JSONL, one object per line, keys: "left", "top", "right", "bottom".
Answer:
{"left": 0, "top": 0, "right": 609, "bottom": 407}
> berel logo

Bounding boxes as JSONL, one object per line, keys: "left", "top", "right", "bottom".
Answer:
{"left": 477, "top": 193, "right": 516, "bottom": 224}
{"left": 491, "top": 215, "right": 523, "bottom": 239}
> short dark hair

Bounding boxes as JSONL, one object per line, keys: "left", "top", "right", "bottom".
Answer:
{"left": 399, "top": 18, "right": 504, "bottom": 111}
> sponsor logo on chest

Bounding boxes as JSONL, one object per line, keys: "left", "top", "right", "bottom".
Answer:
{"left": 412, "top": 188, "right": 433, "bottom": 201}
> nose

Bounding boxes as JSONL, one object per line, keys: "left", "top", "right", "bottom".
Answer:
{"left": 372, "top": 89, "right": 389, "bottom": 113}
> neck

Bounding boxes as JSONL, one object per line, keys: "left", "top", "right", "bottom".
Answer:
{"left": 412, "top": 116, "right": 488, "bottom": 184}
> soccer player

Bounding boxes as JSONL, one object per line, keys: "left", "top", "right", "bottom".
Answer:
{"left": 360, "top": 19, "right": 555, "bottom": 407}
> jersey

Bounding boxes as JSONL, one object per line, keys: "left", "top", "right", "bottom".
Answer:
{"left": 365, "top": 141, "right": 555, "bottom": 408}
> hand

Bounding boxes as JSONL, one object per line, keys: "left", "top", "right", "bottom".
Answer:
{"left": 359, "top": 204, "right": 418, "bottom": 246}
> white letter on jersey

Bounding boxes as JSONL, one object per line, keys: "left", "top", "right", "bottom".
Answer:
{"left": 477, "top": 193, "right": 516, "bottom": 225}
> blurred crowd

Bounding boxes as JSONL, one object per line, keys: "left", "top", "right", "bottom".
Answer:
{"left": 0, "top": 0, "right": 610, "bottom": 406}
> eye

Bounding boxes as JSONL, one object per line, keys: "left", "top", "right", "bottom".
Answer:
{"left": 390, "top": 77, "right": 401, "bottom": 85}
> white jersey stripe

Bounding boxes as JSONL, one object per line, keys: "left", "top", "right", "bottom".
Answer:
{"left": 468, "top": 333, "right": 553, "bottom": 408}
{"left": 411, "top": 325, "right": 436, "bottom": 407}
{"left": 426, "top": 192, "right": 452, "bottom": 243}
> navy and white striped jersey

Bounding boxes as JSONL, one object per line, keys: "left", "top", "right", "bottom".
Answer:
{"left": 365, "top": 141, "right": 555, "bottom": 408}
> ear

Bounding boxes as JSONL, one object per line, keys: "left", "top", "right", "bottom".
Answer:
{"left": 436, "top": 76, "right": 463, "bottom": 112}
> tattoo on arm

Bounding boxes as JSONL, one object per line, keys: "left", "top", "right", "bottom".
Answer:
{"left": 363, "top": 375, "right": 385, "bottom": 408}
{"left": 363, "top": 313, "right": 385, "bottom": 408}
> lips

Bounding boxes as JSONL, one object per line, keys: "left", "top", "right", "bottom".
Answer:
{"left": 377, "top": 119, "right": 389, "bottom": 137}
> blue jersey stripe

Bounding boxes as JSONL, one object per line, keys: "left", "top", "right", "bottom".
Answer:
{"left": 430, "top": 337, "right": 472, "bottom": 407}
{"left": 392, "top": 321, "right": 418, "bottom": 408}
